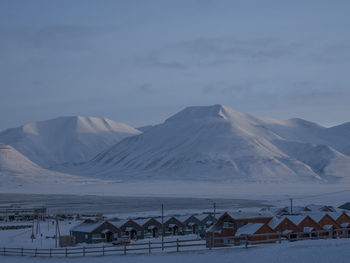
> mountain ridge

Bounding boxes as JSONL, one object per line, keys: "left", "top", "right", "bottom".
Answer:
{"left": 0, "top": 116, "right": 141, "bottom": 168}
{"left": 74, "top": 104, "right": 350, "bottom": 183}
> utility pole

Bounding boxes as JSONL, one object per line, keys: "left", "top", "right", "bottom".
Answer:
{"left": 36, "top": 214, "right": 40, "bottom": 236}
{"left": 55, "top": 215, "right": 61, "bottom": 248}
{"left": 161, "top": 204, "right": 164, "bottom": 251}
{"left": 290, "top": 198, "right": 293, "bottom": 215}
{"left": 31, "top": 212, "right": 35, "bottom": 243}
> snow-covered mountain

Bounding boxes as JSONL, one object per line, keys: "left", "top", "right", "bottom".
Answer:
{"left": 80, "top": 105, "right": 350, "bottom": 183}
{"left": 0, "top": 142, "right": 90, "bottom": 186}
{"left": 0, "top": 116, "right": 141, "bottom": 168}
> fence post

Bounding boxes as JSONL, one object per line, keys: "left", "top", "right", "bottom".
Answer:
{"left": 245, "top": 236, "right": 248, "bottom": 248}
{"left": 65, "top": 248, "right": 67, "bottom": 257}
{"left": 21, "top": 248, "right": 24, "bottom": 256}
{"left": 102, "top": 245, "right": 104, "bottom": 256}
{"left": 49, "top": 248, "right": 52, "bottom": 257}
{"left": 278, "top": 233, "right": 281, "bottom": 244}
{"left": 83, "top": 246, "right": 85, "bottom": 257}
{"left": 3, "top": 248, "right": 5, "bottom": 256}
{"left": 124, "top": 244, "right": 127, "bottom": 255}
{"left": 148, "top": 240, "right": 151, "bottom": 254}
{"left": 176, "top": 239, "right": 179, "bottom": 252}
{"left": 34, "top": 248, "right": 37, "bottom": 257}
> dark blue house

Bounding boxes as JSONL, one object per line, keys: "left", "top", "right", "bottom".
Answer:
{"left": 70, "top": 220, "right": 121, "bottom": 244}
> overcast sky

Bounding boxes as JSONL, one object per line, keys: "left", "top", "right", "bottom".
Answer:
{"left": 1, "top": 0, "right": 350, "bottom": 130}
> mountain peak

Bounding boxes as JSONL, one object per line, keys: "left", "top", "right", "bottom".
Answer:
{"left": 165, "top": 104, "right": 240, "bottom": 123}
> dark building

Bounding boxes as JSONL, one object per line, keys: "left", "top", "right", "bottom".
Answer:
{"left": 70, "top": 220, "right": 121, "bottom": 244}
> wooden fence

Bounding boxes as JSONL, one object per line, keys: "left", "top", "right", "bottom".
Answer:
{"left": 1, "top": 228, "right": 349, "bottom": 257}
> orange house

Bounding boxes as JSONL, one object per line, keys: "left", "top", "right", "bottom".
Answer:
{"left": 268, "top": 217, "right": 301, "bottom": 239}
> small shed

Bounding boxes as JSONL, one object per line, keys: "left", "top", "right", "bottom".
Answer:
{"left": 115, "top": 219, "right": 144, "bottom": 240}
{"left": 164, "top": 216, "right": 185, "bottom": 236}
{"left": 197, "top": 213, "right": 217, "bottom": 229}
{"left": 70, "top": 220, "right": 120, "bottom": 244}
{"left": 182, "top": 215, "right": 204, "bottom": 235}
{"left": 136, "top": 218, "right": 162, "bottom": 238}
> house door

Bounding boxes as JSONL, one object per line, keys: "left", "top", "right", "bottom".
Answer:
{"left": 192, "top": 224, "right": 198, "bottom": 234}
{"left": 130, "top": 229, "right": 137, "bottom": 240}
{"left": 173, "top": 225, "right": 178, "bottom": 235}
{"left": 152, "top": 228, "right": 158, "bottom": 238}
{"left": 105, "top": 231, "right": 114, "bottom": 242}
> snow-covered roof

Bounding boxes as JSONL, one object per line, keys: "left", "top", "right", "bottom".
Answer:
{"left": 71, "top": 221, "right": 105, "bottom": 233}
{"left": 235, "top": 223, "right": 264, "bottom": 236}
{"left": 110, "top": 219, "right": 129, "bottom": 228}
{"left": 308, "top": 212, "right": 342, "bottom": 223}
{"left": 268, "top": 217, "right": 289, "bottom": 229}
{"left": 206, "top": 223, "right": 221, "bottom": 233}
{"left": 286, "top": 215, "right": 307, "bottom": 225}
{"left": 225, "top": 211, "right": 272, "bottom": 220}
{"left": 323, "top": 225, "right": 333, "bottom": 230}
{"left": 260, "top": 207, "right": 288, "bottom": 215}
{"left": 195, "top": 214, "right": 214, "bottom": 221}
{"left": 305, "top": 204, "right": 336, "bottom": 212}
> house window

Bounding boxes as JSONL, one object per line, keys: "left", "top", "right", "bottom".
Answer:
{"left": 85, "top": 234, "right": 88, "bottom": 239}
{"left": 223, "top": 221, "right": 234, "bottom": 228}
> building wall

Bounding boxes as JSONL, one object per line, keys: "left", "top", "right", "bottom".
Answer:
{"left": 336, "top": 213, "right": 350, "bottom": 225}
{"left": 298, "top": 216, "right": 322, "bottom": 231}
{"left": 164, "top": 217, "right": 185, "bottom": 236}
{"left": 143, "top": 218, "right": 162, "bottom": 237}
{"left": 274, "top": 218, "right": 300, "bottom": 233}
{"left": 184, "top": 216, "right": 204, "bottom": 234}
{"left": 120, "top": 220, "right": 144, "bottom": 239}
{"left": 318, "top": 215, "right": 341, "bottom": 229}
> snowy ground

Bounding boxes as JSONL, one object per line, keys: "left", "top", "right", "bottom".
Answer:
{"left": 1, "top": 238, "right": 350, "bottom": 263}
{"left": 1, "top": 181, "right": 350, "bottom": 207}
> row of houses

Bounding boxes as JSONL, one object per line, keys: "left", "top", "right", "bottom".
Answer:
{"left": 206, "top": 211, "right": 350, "bottom": 247}
{"left": 70, "top": 213, "right": 218, "bottom": 244}
{"left": 0, "top": 206, "right": 47, "bottom": 221}
{"left": 70, "top": 204, "right": 350, "bottom": 245}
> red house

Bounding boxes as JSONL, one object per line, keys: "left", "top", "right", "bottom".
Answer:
{"left": 268, "top": 217, "right": 301, "bottom": 239}
{"left": 205, "top": 212, "right": 272, "bottom": 247}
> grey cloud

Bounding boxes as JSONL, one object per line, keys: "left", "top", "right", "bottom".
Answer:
{"left": 135, "top": 83, "right": 154, "bottom": 93}
{"left": 202, "top": 80, "right": 255, "bottom": 95}
{"left": 135, "top": 53, "right": 188, "bottom": 70}
{"left": 136, "top": 37, "right": 299, "bottom": 70}
{"left": 0, "top": 24, "right": 118, "bottom": 51}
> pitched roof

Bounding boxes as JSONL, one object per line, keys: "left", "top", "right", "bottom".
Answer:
{"left": 226, "top": 211, "right": 273, "bottom": 220}
{"left": 235, "top": 223, "right": 264, "bottom": 236}
{"left": 286, "top": 215, "right": 308, "bottom": 226}
{"left": 339, "top": 202, "right": 350, "bottom": 211}
{"left": 305, "top": 204, "right": 336, "bottom": 212}
{"left": 71, "top": 221, "right": 107, "bottom": 233}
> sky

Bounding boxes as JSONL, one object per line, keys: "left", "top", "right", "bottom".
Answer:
{"left": 1, "top": 0, "right": 350, "bottom": 131}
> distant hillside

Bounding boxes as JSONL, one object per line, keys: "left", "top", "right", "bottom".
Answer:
{"left": 0, "top": 116, "right": 141, "bottom": 168}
